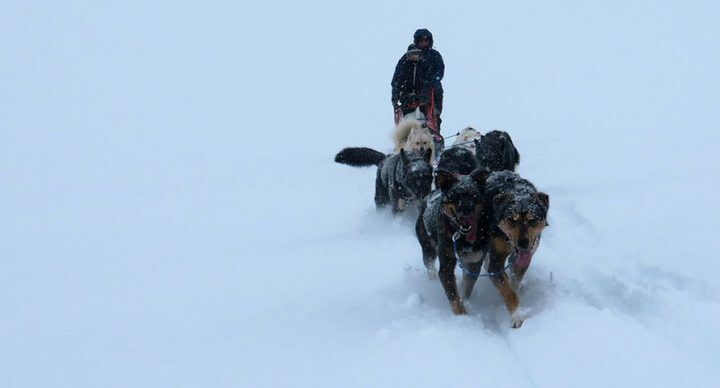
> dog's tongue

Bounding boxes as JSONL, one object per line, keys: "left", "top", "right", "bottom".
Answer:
{"left": 461, "top": 216, "right": 477, "bottom": 242}
{"left": 515, "top": 250, "right": 533, "bottom": 269}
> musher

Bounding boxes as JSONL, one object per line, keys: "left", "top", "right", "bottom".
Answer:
{"left": 391, "top": 28, "right": 445, "bottom": 135}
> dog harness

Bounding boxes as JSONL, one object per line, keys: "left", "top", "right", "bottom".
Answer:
{"left": 452, "top": 231, "right": 514, "bottom": 279}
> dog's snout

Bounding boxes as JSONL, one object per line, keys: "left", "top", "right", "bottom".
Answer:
{"left": 456, "top": 199, "right": 476, "bottom": 215}
{"left": 459, "top": 206, "right": 474, "bottom": 215}
{"left": 518, "top": 237, "right": 530, "bottom": 250}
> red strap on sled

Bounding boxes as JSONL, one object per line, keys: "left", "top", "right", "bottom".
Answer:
{"left": 394, "top": 106, "right": 404, "bottom": 125}
{"left": 393, "top": 89, "right": 442, "bottom": 142}
{"left": 426, "top": 88, "right": 441, "bottom": 140}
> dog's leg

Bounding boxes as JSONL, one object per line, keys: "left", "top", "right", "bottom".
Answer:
{"left": 488, "top": 236, "right": 522, "bottom": 328}
{"left": 415, "top": 212, "right": 437, "bottom": 279}
{"left": 397, "top": 198, "right": 407, "bottom": 212}
{"left": 438, "top": 236, "right": 466, "bottom": 315}
{"left": 459, "top": 259, "right": 483, "bottom": 301}
{"left": 391, "top": 191, "right": 403, "bottom": 215}
{"left": 374, "top": 169, "right": 390, "bottom": 209}
{"left": 490, "top": 272, "right": 522, "bottom": 328}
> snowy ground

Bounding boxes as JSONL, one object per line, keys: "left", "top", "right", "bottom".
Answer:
{"left": 2, "top": 1, "right": 720, "bottom": 387}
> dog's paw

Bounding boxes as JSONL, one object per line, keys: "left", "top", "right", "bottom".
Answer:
{"left": 510, "top": 310, "right": 526, "bottom": 328}
{"left": 426, "top": 269, "right": 438, "bottom": 280}
{"left": 451, "top": 300, "right": 467, "bottom": 315}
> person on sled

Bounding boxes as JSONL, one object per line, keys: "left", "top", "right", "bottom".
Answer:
{"left": 391, "top": 29, "right": 445, "bottom": 136}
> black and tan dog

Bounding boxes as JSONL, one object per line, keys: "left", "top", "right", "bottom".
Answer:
{"left": 417, "top": 145, "right": 548, "bottom": 327}
{"left": 415, "top": 165, "right": 490, "bottom": 315}
{"left": 473, "top": 130, "right": 520, "bottom": 172}
{"left": 335, "top": 147, "right": 433, "bottom": 213}
{"left": 481, "top": 170, "right": 549, "bottom": 328}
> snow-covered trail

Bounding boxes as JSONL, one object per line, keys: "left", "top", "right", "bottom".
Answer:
{"left": 234, "top": 127, "right": 720, "bottom": 387}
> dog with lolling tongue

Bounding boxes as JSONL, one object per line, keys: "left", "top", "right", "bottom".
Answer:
{"left": 482, "top": 170, "right": 549, "bottom": 328}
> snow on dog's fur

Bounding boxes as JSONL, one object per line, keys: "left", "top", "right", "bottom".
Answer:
{"left": 452, "top": 127, "right": 482, "bottom": 153}
{"left": 393, "top": 117, "right": 436, "bottom": 161}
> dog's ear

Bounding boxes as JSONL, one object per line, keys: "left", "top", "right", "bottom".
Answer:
{"left": 493, "top": 192, "right": 514, "bottom": 211}
{"left": 400, "top": 148, "right": 410, "bottom": 164}
{"left": 470, "top": 167, "right": 489, "bottom": 183}
{"left": 536, "top": 192, "right": 549, "bottom": 211}
{"left": 434, "top": 169, "right": 457, "bottom": 193}
{"left": 473, "top": 139, "right": 481, "bottom": 149}
{"left": 422, "top": 148, "right": 432, "bottom": 163}
{"left": 469, "top": 168, "right": 489, "bottom": 186}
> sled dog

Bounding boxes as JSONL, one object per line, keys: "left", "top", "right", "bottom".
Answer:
{"left": 335, "top": 147, "right": 433, "bottom": 214}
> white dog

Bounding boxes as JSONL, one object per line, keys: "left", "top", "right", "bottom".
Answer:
{"left": 451, "top": 126, "right": 482, "bottom": 154}
{"left": 393, "top": 116, "right": 436, "bottom": 162}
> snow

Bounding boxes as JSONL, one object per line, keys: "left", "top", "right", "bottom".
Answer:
{"left": 2, "top": 1, "right": 720, "bottom": 387}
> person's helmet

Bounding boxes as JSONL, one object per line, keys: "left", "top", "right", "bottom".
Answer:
{"left": 413, "top": 29, "right": 433, "bottom": 47}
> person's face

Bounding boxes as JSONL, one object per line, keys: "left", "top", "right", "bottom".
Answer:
{"left": 417, "top": 37, "right": 430, "bottom": 48}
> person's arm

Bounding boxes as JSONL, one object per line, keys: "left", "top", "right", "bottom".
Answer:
{"left": 391, "top": 57, "right": 408, "bottom": 104}
{"left": 391, "top": 56, "right": 408, "bottom": 89}
{"left": 434, "top": 51, "right": 445, "bottom": 86}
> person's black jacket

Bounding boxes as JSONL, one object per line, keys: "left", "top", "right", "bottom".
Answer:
{"left": 391, "top": 29, "right": 444, "bottom": 108}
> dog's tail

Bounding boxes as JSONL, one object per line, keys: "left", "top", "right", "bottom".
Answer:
{"left": 392, "top": 117, "right": 423, "bottom": 150}
{"left": 335, "top": 147, "right": 386, "bottom": 167}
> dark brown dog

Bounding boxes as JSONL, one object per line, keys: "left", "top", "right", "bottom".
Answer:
{"left": 415, "top": 167, "right": 490, "bottom": 315}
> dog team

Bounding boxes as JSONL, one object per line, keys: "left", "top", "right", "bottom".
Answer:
{"left": 335, "top": 118, "right": 550, "bottom": 328}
